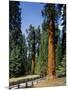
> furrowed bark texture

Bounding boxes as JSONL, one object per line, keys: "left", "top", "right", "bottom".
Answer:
{"left": 47, "top": 20, "right": 56, "bottom": 80}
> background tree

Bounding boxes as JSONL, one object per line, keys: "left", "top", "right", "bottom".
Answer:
{"left": 35, "top": 26, "right": 41, "bottom": 57}
{"left": 9, "top": 1, "right": 27, "bottom": 77}
{"left": 62, "top": 4, "right": 66, "bottom": 75}
{"left": 62, "top": 5, "right": 66, "bottom": 55}
{"left": 26, "top": 25, "right": 36, "bottom": 74}
{"left": 56, "top": 34, "right": 62, "bottom": 68}
{"left": 35, "top": 20, "right": 48, "bottom": 76}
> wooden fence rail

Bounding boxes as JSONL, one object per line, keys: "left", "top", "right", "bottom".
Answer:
{"left": 9, "top": 75, "right": 40, "bottom": 89}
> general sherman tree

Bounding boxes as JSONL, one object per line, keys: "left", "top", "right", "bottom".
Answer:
{"left": 42, "top": 4, "right": 62, "bottom": 79}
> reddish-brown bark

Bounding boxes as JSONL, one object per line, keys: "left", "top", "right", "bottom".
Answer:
{"left": 47, "top": 20, "right": 56, "bottom": 80}
{"left": 31, "top": 54, "right": 35, "bottom": 74}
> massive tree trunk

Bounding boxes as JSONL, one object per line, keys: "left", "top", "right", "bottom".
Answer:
{"left": 47, "top": 20, "right": 56, "bottom": 80}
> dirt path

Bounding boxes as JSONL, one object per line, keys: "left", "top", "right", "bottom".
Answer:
{"left": 33, "top": 77, "right": 66, "bottom": 87}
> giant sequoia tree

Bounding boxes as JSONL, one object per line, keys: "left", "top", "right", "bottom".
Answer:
{"left": 27, "top": 25, "right": 36, "bottom": 74}
{"left": 42, "top": 4, "right": 62, "bottom": 79}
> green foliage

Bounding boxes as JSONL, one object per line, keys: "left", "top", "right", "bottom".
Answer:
{"left": 59, "top": 4, "right": 66, "bottom": 76}
{"left": 56, "top": 37, "right": 62, "bottom": 69}
{"left": 42, "top": 4, "right": 62, "bottom": 22}
{"left": 9, "top": 1, "right": 27, "bottom": 78}
{"left": 9, "top": 1, "right": 21, "bottom": 30}
{"left": 27, "top": 24, "right": 36, "bottom": 53}
{"left": 9, "top": 34, "right": 27, "bottom": 77}
{"left": 26, "top": 24, "right": 36, "bottom": 71}
{"left": 10, "top": 46, "right": 24, "bottom": 77}
{"left": 62, "top": 5, "right": 66, "bottom": 58}
{"left": 35, "top": 21, "right": 48, "bottom": 76}
{"left": 26, "top": 25, "right": 41, "bottom": 74}
{"left": 35, "top": 26, "right": 41, "bottom": 57}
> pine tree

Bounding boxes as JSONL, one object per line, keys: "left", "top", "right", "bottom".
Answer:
{"left": 9, "top": 1, "right": 27, "bottom": 77}
{"left": 62, "top": 5, "right": 66, "bottom": 59}
{"left": 62, "top": 4, "right": 66, "bottom": 76}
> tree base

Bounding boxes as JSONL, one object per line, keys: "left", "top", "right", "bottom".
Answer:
{"left": 46, "top": 75, "right": 56, "bottom": 80}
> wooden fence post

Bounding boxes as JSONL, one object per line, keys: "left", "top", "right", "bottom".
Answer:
{"left": 18, "top": 81, "right": 20, "bottom": 88}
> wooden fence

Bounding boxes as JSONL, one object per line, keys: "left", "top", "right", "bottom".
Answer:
{"left": 9, "top": 75, "right": 40, "bottom": 89}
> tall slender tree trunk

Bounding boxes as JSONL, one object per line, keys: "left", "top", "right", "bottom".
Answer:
{"left": 47, "top": 20, "right": 56, "bottom": 80}
{"left": 31, "top": 53, "right": 35, "bottom": 74}
{"left": 31, "top": 31, "right": 35, "bottom": 74}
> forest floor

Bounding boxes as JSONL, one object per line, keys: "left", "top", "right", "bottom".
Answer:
{"left": 33, "top": 77, "right": 66, "bottom": 87}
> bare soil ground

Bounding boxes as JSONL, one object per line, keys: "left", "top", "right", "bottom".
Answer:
{"left": 33, "top": 77, "right": 66, "bottom": 87}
